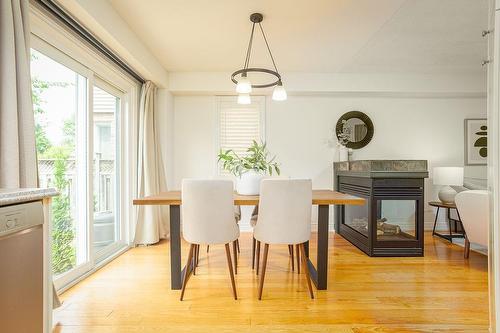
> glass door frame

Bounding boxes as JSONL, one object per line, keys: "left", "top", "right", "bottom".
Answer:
{"left": 92, "top": 77, "right": 127, "bottom": 263}
{"left": 31, "top": 36, "right": 95, "bottom": 290}
{"left": 31, "top": 35, "right": 131, "bottom": 291}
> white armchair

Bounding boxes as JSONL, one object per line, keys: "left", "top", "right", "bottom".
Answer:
{"left": 455, "top": 190, "right": 489, "bottom": 258}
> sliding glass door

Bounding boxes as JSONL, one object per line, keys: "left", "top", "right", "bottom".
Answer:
{"left": 31, "top": 49, "right": 90, "bottom": 283}
{"left": 31, "top": 45, "right": 126, "bottom": 288}
{"left": 92, "top": 82, "right": 122, "bottom": 261}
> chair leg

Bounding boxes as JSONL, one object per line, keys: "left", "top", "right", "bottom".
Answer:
{"left": 296, "top": 244, "right": 300, "bottom": 274}
{"left": 236, "top": 239, "right": 240, "bottom": 253}
{"left": 224, "top": 243, "right": 237, "bottom": 300}
{"left": 252, "top": 237, "right": 256, "bottom": 270}
{"left": 299, "top": 243, "right": 314, "bottom": 299}
{"left": 233, "top": 241, "right": 238, "bottom": 275}
{"left": 289, "top": 245, "right": 294, "bottom": 271}
{"left": 256, "top": 240, "right": 261, "bottom": 275}
{"left": 193, "top": 244, "right": 198, "bottom": 275}
{"left": 206, "top": 245, "right": 209, "bottom": 253}
{"left": 180, "top": 244, "right": 195, "bottom": 301}
{"left": 258, "top": 243, "right": 269, "bottom": 300}
{"left": 196, "top": 244, "right": 200, "bottom": 265}
{"left": 464, "top": 237, "right": 471, "bottom": 259}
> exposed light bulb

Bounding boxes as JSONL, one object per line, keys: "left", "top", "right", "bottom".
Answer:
{"left": 236, "top": 74, "right": 252, "bottom": 93}
{"left": 272, "top": 81, "right": 287, "bottom": 101}
{"left": 237, "top": 93, "right": 251, "bottom": 105}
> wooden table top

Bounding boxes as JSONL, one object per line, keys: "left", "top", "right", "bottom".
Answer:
{"left": 133, "top": 189, "right": 365, "bottom": 206}
{"left": 428, "top": 201, "right": 457, "bottom": 209}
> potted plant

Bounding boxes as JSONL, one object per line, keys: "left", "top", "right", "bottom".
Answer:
{"left": 326, "top": 120, "right": 351, "bottom": 162}
{"left": 218, "top": 140, "right": 280, "bottom": 195}
{"left": 337, "top": 120, "right": 351, "bottom": 162}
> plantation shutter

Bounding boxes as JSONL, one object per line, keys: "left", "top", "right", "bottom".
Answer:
{"left": 218, "top": 97, "right": 264, "bottom": 175}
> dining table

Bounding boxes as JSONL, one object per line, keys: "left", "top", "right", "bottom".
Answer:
{"left": 133, "top": 189, "right": 365, "bottom": 290}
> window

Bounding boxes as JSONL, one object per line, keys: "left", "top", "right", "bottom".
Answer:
{"left": 217, "top": 96, "right": 265, "bottom": 174}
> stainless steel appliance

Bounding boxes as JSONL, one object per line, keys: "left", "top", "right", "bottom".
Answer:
{"left": 0, "top": 201, "right": 44, "bottom": 332}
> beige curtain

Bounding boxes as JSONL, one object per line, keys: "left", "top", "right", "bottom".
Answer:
{"left": 135, "top": 81, "right": 169, "bottom": 245}
{"left": 0, "top": 0, "right": 37, "bottom": 187}
{"left": 0, "top": 0, "right": 61, "bottom": 309}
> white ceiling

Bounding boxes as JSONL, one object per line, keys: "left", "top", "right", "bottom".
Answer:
{"left": 108, "top": 0, "right": 488, "bottom": 74}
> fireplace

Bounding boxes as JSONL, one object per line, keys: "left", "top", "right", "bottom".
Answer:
{"left": 334, "top": 160, "right": 428, "bottom": 257}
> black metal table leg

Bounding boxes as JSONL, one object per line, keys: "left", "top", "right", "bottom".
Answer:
{"left": 447, "top": 208, "right": 453, "bottom": 239}
{"left": 306, "top": 204, "right": 330, "bottom": 290}
{"left": 431, "top": 205, "right": 465, "bottom": 242}
{"left": 432, "top": 207, "right": 440, "bottom": 235}
{"left": 456, "top": 209, "right": 466, "bottom": 237}
{"left": 169, "top": 205, "right": 182, "bottom": 290}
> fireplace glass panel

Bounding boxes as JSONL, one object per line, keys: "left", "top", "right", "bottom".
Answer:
{"left": 343, "top": 198, "right": 369, "bottom": 237}
{"left": 376, "top": 200, "right": 417, "bottom": 241}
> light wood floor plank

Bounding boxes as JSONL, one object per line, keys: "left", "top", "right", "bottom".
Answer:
{"left": 53, "top": 232, "right": 489, "bottom": 332}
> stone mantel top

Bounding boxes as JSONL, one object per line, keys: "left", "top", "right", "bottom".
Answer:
{"left": 334, "top": 160, "right": 429, "bottom": 178}
{"left": 0, "top": 188, "right": 59, "bottom": 207}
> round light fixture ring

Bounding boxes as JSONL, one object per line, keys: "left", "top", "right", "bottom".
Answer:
{"left": 231, "top": 67, "right": 281, "bottom": 89}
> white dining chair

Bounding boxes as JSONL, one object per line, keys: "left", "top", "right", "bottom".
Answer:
{"left": 181, "top": 179, "right": 240, "bottom": 300}
{"left": 455, "top": 190, "right": 489, "bottom": 259}
{"left": 253, "top": 179, "right": 314, "bottom": 300}
{"left": 251, "top": 206, "right": 300, "bottom": 274}
{"left": 250, "top": 175, "right": 298, "bottom": 273}
{"left": 206, "top": 205, "right": 241, "bottom": 273}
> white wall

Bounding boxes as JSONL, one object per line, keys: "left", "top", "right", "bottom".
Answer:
{"left": 169, "top": 72, "right": 486, "bottom": 96}
{"left": 57, "top": 0, "right": 169, "bottom": 87}
{"left": 172, "top": 94, "right": 487, "bottom": 229}
{"left": 157, "top": 89, "right": 175, "bottom": 188}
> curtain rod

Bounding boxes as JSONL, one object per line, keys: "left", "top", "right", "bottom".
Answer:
{"left": 35, "top": 0, "right": 146, "bottom": 84}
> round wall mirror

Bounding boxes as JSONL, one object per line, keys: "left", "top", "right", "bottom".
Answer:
{"left": 336, "top": 111, "right": 374, "bottom": 149}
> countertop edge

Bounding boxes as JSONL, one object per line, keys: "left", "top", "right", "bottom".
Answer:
{"left": 0, "top": 188, "right": 59, "bottom": 207}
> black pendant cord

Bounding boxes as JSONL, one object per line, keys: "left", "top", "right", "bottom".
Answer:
{"left": 258, "top": 22, "right": 280, "bottom": 76}
{"left": 231, "top": 13, "right": 282, "bottom": 89}
{"left": 243, "top": 23, "right": 256, "bottom": 71}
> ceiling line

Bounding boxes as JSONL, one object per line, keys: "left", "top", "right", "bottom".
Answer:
{"left": 337, "top": 0, "right": 410, "bottom": 73}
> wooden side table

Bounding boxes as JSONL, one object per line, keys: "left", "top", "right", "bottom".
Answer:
{"left": 428, "top": 201, "right": 465, "bottom": 242}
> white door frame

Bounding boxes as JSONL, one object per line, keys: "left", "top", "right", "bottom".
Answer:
{"left": 489, "top": 1, "right": 499, "bottom": 331}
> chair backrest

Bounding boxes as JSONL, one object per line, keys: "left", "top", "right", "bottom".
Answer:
{"left": 455, "top": 190, "right": 489, "bottom": 247}
{"left": 254, "top": 179, "right": 312, "bottom": 245}
{"left": 181, "top": 179, "right": 239, "bottom": 245}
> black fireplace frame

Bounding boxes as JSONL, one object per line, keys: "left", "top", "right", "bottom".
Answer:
{"left": 335, "top": 176, "right": 425, "bottom": 257}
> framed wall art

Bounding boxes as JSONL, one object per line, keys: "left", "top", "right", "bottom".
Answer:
{"left": 464, "top": 118, "right": 487, "bottom": 165}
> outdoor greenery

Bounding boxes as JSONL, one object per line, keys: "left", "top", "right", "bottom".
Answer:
{"left": 32, "top": 52, "right": 76, "bottom": 275}
{"left": 218, "top": 140, "right": 280, "bottom": 177}
{"left": 48, "top": 147, "right": 75, "bottom": 274}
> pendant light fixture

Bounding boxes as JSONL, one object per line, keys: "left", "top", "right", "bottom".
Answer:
{"left": 232, "top": 13, "right": 286, "bottom": 104}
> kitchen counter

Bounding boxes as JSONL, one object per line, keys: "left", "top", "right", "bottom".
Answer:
{"left": 0, "top": 188, "right": 59, "bottom": 207}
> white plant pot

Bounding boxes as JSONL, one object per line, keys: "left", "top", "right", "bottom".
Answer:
{"left": 236, "top": 170, "right": 264, "bottom": 195}
{"left": 333, "top": 145, "right": 341, "bottom": 162}
{"left": 339, "top": 146, "right": 349, "bottom": 162}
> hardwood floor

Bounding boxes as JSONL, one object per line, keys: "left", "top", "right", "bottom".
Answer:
{"left": 53, "top": 232, "right": 489, "bottom": 332}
